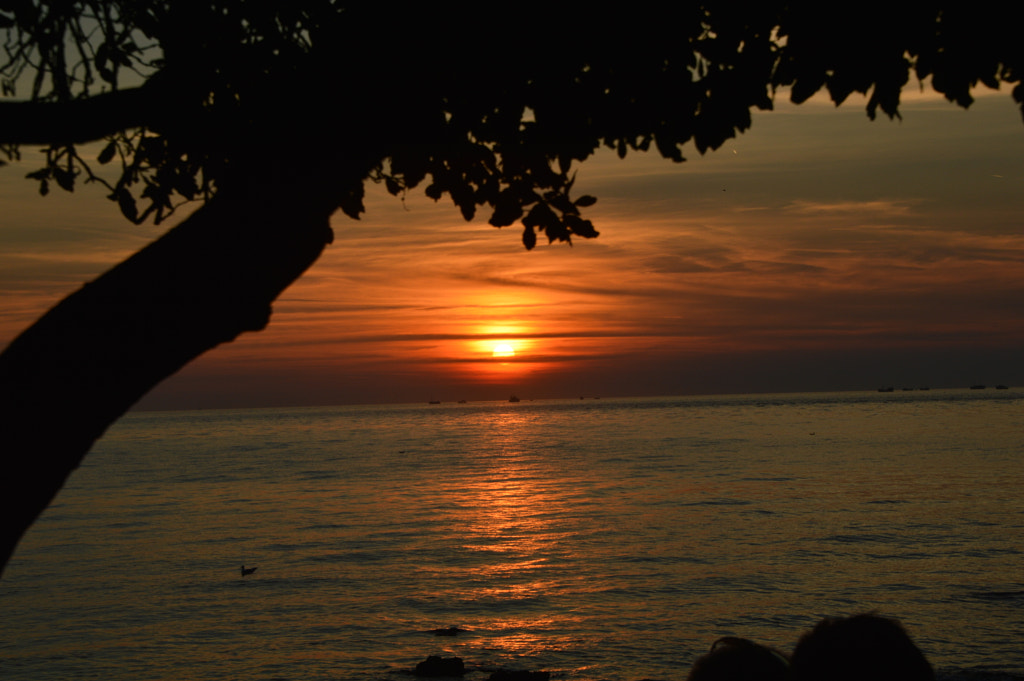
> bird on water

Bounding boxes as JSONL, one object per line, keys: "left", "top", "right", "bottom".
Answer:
{"left": 241, "top": 565, "right": 258, "bottom": 576}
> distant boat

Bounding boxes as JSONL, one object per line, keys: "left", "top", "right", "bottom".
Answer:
{"left": 970, "top": 385, "right": 986, "bottom": 390}
{"left": 241, "top": 565, "right": 257, "bottom": 577}
{"left": 877, "top": 386, "right": 894, "bottom": 393}
{"left": 508, "top": 395, "right": 520, "bottom": 403}
{"left": 457, "top": 399, "right": 467, "bottom": 403}
{"left": 428, "top": 400, "right": 441, "bottom": 404}
{"left": 996, "top": 385, "right": 1009, "bottom": 390}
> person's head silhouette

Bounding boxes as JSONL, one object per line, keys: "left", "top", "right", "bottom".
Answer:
{"left": 687, "top": 636, "right": 790, "bottom": 681}
{"left": 790, "top": 613, "right": 934, "bottom": 681}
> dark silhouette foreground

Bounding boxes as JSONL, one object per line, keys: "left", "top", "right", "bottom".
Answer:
{"left": 790, "top": 613, "right": 935, "bottom": 681}
{"left": 687, "top": 636, "right": 790, "bottom": 681}
{"left": 415, "top": 656, "right": 466, "bottom": 677}
{"left": 687, "top": 613, "right": 935, "bottom": 681}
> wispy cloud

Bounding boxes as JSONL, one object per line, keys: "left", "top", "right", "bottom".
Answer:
{"left": 784, "top": 199, "right": 917, "bottom": 216}
{"left": 5, "top": 92, "right": 1024, "bottom": 408}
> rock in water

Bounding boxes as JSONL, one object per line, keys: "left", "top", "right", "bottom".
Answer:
{"left": 415, "top": 656, "right": 466, "bottom": 677}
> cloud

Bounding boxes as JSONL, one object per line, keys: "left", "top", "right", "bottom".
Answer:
{"left": 6, "top": 87, "right": 1024, "bottom": 409}
{"left": 783, "top": 199, "right": 916, "bottom": 216}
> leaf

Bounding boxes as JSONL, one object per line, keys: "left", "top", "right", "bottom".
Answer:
{"left": 573, "top": 194, "right": 597, "bottom": 207}
{"left": 790, "top": 73, "right": 826, "bottom": 104}
{"left": 547, "top": 191, "right": 576, "bottom": 216}
{"left": 489, "top": 189, "right": 524, "bottom": 227}
{"left": 522, "top": 224, "right": 536, "bottom": 250}
{"left": 54, "top": 168, "right": 75, "bottom": 192}
{"left": 522, "top": 202, "right": 557, "bottom": 233}
{"left": 97, "top": 141, "right": 117, "bottom": 164}
{"left": 115, "top": 189, "right": 138, "bottom": 222}
{"left": 566, "top": 214, "right": 599, "bottom": 239}
{"left": 140, "top": 181, "right": 168, "bottom": 207}
{"left": 447, "top": 178, "right": 475, "bottom": 221}
{"left": 545, "top": 219, "right": 570, "bottom": 244}
{"left": 39, "top": 179, "right": 49, "bottom": 196}
{"left": 424, "top": 183, "right": 443, "bottom": 200}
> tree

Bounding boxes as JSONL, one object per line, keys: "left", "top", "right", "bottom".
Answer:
{"left": 1, "top": 2, "right": 1021, "bottom": 575}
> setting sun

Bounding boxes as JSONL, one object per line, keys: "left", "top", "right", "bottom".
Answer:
{"left": 492, "top": 343, "right": 516, "bottom": 358}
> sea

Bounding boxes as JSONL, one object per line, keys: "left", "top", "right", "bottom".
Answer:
{"left": 1, "top": 390, "right": 1022, "bottom": 681}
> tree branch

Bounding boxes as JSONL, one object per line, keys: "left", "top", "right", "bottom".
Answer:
{"left": 0, "top": 85, "right": 158, "bottom": 145}
{"left": 0, "top": 165, "right": 338, "bottom": 574}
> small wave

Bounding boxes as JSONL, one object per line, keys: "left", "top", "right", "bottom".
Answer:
{"left": 958, "top": 547, "right": 1022, "bottom": 558}
{"left": 864, "top": 551, "right": 934, "bottom": 561}
{"left": 619, "top": 554, "right": 708, "bottom": 565}
{"left": 962, "top": 590, "right": 1024, "bottom": 603}
{"left": 822, "top": 533, "right": 895, "bottom": 544}
{"left": 302, "top": 522, "right": 352, "bottom": 531}
{"left": 171, "top": 474, "right": 239, "bottom": 484}
{"left": 395, "top": 594, "right": 552, "bottom": 613}
{"left": 297, "top": 470, "right": 341, "bottom": 481}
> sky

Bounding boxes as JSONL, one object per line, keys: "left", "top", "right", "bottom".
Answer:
{"left": 2, "top": 87, "right": 1023, "bottom": 409}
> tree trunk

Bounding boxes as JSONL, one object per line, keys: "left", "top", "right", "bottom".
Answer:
{"left": 0, "top": 171, "right": 337, "bottom": 575}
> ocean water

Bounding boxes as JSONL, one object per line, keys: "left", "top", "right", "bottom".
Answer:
{"left": 1, "top": 391, "right": 1022, "bottom": 681}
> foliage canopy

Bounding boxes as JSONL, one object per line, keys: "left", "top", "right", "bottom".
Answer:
{"left": 2, "top": 2, "right": 1022, "bottom": 249}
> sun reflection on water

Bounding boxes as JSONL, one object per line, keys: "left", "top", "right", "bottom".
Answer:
{"left": 440, "top": 409, "right": 593, "bottom": 661}
{"left": 459, "top": 412, "right": 561, "bottom": 556}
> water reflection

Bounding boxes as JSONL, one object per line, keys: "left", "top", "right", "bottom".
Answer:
{"left": 460, "top": 410, "right": 563, "bottom": 557}
{"left": 10, "top": 396, "right": 1022, "bottom": 679}
{"left": 452, "top": 410, "right": 589, "bottom": 658}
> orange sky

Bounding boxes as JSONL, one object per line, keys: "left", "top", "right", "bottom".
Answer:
{"left": 2, "top": 89, "right": 1023, "bottom": 408}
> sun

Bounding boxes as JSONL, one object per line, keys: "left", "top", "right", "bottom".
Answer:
{"left": 492, "top": 343, "right": 516, "bottom": 358}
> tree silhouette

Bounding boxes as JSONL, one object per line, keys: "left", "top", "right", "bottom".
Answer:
{"left": 1, "top": 2, "right": 1020, "bottom": 573}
